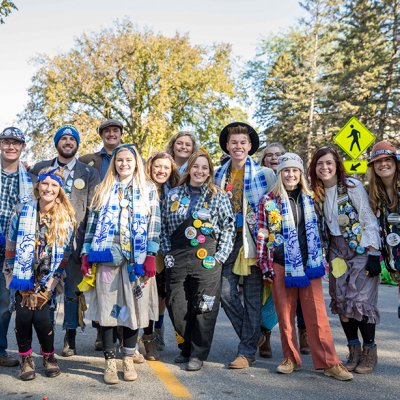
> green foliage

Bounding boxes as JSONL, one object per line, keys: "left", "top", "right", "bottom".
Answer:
{"left": 19, "top": 20, "right": 245, "bottom": 160}
{"left": 0, "top": 0, "right": 17, "bottom": 23}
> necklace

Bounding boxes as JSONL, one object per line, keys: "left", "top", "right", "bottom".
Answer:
{"left": 325, "top": 189, "right": 337, "bottom": 223}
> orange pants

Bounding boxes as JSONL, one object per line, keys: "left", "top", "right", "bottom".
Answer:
{"left": 272, "top": 263, "right": 340, "bottom": 369}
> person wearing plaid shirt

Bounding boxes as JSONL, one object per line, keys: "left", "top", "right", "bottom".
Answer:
{"left": 0, "top": 127, "right": 35, "bottom": 368}
{"left": 160, "top": 151, "right": 235, "bottom": 371}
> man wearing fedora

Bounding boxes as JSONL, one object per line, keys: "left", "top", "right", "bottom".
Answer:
{"left": 0, "top": 127, "right": 36, "bottom": 367}
{"left": 79, "top": 119, "right": 124, "bottom": 180}
{"left": 215, "top": 122, "right": 276, "bottom": 368}
{"left": 31, "top": 125, "right": 100, "bottom": 357}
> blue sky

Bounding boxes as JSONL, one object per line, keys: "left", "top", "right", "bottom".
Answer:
{"left": 0, "top": 0, "right": 305, "bottom": 128}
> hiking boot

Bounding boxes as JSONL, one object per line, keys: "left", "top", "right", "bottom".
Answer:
{"left": 142, "top": 334, "right": 159, "bottom": 361}
{"left": 154, "top": 327, "right": 165, "bottom": 351}
{"left": 19, "top": 355, "right": 35, "bottom": 381}
{"left": 122, "top": 356, "right": 137, "bottom": 381}
{"left": 186, "top": 357, "right": 203, "bottom": 371}
{"left": 324, "top": 363, "right": 353, "bottom": 381}
{"left": 95, "top": 327, "right": 102, "bottom": 351}
{"left": 104, "top": 358, "right": 119, "bottom": 384}
{"left": 298, "top": 328, "right": 310, "bottom": 355}
{"left": 0, "top": 354, "right": 19, "bottom": 367}
{"left": 228, "top": 355, "right": 255, "bottom": 369}
{"left": 276, "top": 358, "right": 301, "bottom": 374}
{"left": 345, "top": 344, "right": 361, "bottom": 372}
{"left": 355, "top": 345, "right": 377, "bottom": 374}
{"left": 259, "top": 328, "right": 272, "bottom": 358}
{"left": 61, "top": 329, "right": 76, "bottom": 357}
{"left": 42, "top": 354, "right": 61, "bottom": 378}
{"left": 132, "top": 349, "right": 145, "bottom": 364}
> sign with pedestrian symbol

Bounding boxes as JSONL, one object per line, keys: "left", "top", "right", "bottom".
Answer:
{"left": 343, "top": 160, "right": 368, "bottom": 175}
{"left": 334, "top": 116, "right": 375, "bottom": 159}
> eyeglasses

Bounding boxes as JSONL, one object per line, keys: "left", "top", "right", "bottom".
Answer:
{"left": 264, "top": 152, "right": 282, "bottom": 158}
{"left": 1, "top": 140, "right": 23, "bottom": 148}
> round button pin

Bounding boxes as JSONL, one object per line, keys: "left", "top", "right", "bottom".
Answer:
{"left": 338, "top": 214, "right": 349, "bottom": 227}
{"left": 387, "top": 232, "right": 400, "bottom": 247}
{"left": 387, "top": 213, "right": 400, "bottom": 226}
{"left": 181, "top": 197, "right": 189, "bottom": 205}
{"left": 200, "top": 222, "right": 213, "bottom": 235}
{"left": 193, "top": 219, "right": 203, "bottom": 228}
{"left": 190, "top": 239, "right": 199, "bottom": 247}
{"left": 192, "top": 211, "right": 199, "bottom": 220}
{"left": 171, "top": 201, "right": 179, "bottom": 212}
{"left": 197, "top": 208, "right": 211, "bottom": 220}
{"left": 185, "top": 227, "right": 197, "bottom": 240}
{"left": 197, "top": 235, "right": 206, "bottom": 244}
{"left": 74, "top": 178, "right": 85, "bottom": 190}
{"left": 202, "top": 256, "right": 216, "bottom": 269}
{"left": 196, "top": 248, "right": 208, "bottom": 259}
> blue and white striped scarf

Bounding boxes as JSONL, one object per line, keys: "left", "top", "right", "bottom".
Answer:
{"left": 281, "top": 192, "right": 325, "bottom": 288}
{"left": 0, "top": 161, "right": 33, "bottom": 245}
{"left": 89, "top": 180, "right": 148, "bottom": 280}
{"left": 9, "top": 199, "right": 66, "bottom": 291}
{"left": 214, "top": 156, "right": 268, "bottom": 214}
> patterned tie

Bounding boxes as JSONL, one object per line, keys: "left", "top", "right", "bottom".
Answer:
{"left": 119, "top": 187, "right": 131, "bottom": 253}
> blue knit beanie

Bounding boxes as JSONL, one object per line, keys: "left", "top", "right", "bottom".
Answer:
{"left": 54, "top": 125, "right": 80, "bottom": 147}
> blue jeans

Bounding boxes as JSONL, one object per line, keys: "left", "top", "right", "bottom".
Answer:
{"left": 63, "top": 259, "right": 82, "bottom": 330}
{"left": 0, "top": 262, "right": 13, "bottom": 356}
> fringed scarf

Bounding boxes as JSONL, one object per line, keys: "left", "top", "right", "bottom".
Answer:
{"left": 8, "top": 200, "right": 66, "bottom": 291}
{"left": 88, "top": 180, "right": 148, "bottom": 281}
{"left": 0, "top": 161, "right": 33, "bottom": 245}
{"left": 279, "top": 192, "right": 325, "bottom": 288}
{"left": 214, "top": 156, "right": 268, "bottom": 214}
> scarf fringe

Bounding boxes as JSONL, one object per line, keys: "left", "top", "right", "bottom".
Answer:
{"left": 88, "top": 249, "right": 113, "bottom": 263}
{"left": 284, "top": 275, "right": 310, "bottom": 288}
{"left": 9, "top": 276, "right": 35, "bottom": 291}
{"left": 305, "top": 265, "right": 325, "bottom": 279}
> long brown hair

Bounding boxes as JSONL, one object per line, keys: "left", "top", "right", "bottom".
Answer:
{"left": 34, "top": 167, "right": 76, "bottom": 247}
{"left": 179, "top": 151, "right": 221, "bottom": 196}
{"left": 368, "top": 157, "right": 399, "bottom": 212}
{"left": 146, "top": 151, "right": 180, "bottom": 190}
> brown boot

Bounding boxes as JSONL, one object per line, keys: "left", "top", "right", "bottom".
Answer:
{"left": 20, "top": 355, "right": 35, "bottom": 381}
{"left": 355, "top": 345, "right": 377, "bottom": 374}
{"left": 298, "top": 328, "right": 310, "bottom": 355}
{"left": 122, "top": 356, "right": 137, "bottom": 381}
{"left": 143, "top": 334, "right": 159, "bottom": 361}
{"left": 345, "top": 344, "right": 361, "bottom": 372}
{"left": 259, "top": 328, "right": 272, "bottom": 358}
{"left": 104, "top": 358, "right": 119, "bottom": 384}
{"left": 42, "top": 354, "right": 61, "bottom": 378}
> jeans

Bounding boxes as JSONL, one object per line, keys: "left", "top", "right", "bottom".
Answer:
{"left": 63, "top": 259, "right": 82, "bottom": 330}
{"left": 0, "top": 262, "right": 13, "bottom": 356}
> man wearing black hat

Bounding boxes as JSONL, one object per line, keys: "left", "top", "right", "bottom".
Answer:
{"left": 0, "top": 127, "right": 36, "bottom": 367}
{"left": 79, "top": 119, "right": 124, "bottom": 180}
{"left": 214, "top": 122, "right": 276, "bottom": 369}
{"left": 31, "top": 125, "right": 100, "bottom": 357}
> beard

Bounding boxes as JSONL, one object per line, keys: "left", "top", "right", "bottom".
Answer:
{"left": 57, "top": 145, "right": 78, "bottom": 159}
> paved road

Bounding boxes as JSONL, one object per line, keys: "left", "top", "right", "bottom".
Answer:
{"left": 1, "top": 282, "right": 399, "bottom": 400}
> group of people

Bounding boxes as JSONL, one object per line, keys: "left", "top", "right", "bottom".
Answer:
{"left": 0, "top": 120, "right": 398, "bottom": 386}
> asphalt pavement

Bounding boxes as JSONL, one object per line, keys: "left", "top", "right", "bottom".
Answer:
{"left": 1, "top": 281, "right": 399, "bottom": 400}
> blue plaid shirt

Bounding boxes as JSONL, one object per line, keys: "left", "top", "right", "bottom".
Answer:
{"left": 0, "top": 170, "right": 19, "bottom": 258}
{"left": 160, "top": 183, "right": 235, "bottom": 263}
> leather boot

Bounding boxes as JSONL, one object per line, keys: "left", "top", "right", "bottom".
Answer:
{"left": 143, "top": 334, "right": 159, "bottom": 361}
{"left": 259, "top": 328, "right": 272, "bottom": 358}
{"left": 345, "top": 344, "right": 361, "bottom": 372}
{"left": 355, "top": 345, "right": 377, "bottom": 374}
{"left": 104, "top": 358, "right": 119, "bottom": 384}
{"left": 62, "top": 329, "right": 76, "bottom": 357}
{"left": 20, "top": 355, "right": 35, "bottom": 381}
{"left": 42, "top": 354, "right": 61, "bottom": 378}
{"left": 122, "top": 356, "right": 138, "bottom": 381}
{"left": 298, "top": 327, "right": 310, "bottom": 355}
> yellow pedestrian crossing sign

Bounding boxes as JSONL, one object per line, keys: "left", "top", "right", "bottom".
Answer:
{"left": 343, "top": 160, "right": 369, "bottom": 175}
{"left": 334, "top": 117, "right": 375, "bottom": 159}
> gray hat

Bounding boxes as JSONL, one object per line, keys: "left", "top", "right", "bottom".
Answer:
{"left": 276, "top": 152, "right": 304, "bottom": 174}
{"left": 0, "top": 127, "right": 26, "bottom": 143}
{"left": 98, "top": 119, "right": 124, "bottom": 135}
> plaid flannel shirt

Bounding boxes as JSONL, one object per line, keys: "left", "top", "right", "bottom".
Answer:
{"left": 82, "top": 182, "right": 161, "bottom": 255}
{"left": 160, "top": 183, "right": 235, "bottom": 263}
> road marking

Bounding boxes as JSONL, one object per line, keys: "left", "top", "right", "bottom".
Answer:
{"left": 148, "top": 361, "right": 192, "bottom": 398}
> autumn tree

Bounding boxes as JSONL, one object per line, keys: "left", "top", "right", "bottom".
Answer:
{"left": 0, "top": 0, "right": 17, "bottom": 23}
{"left": 19, "top": 20, "right": 245, "bottom": 159}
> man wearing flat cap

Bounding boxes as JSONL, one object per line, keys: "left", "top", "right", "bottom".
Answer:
{"left": 0, "top": 127, "right": 36, "bottom": 367}
{"left": 214, "top": 122, "right": 276, "bottom": 369}
{"left": 31, "top": 125, "right": 100, "bottom": 357}
{"left": 79, "top": 119, "right": 124, "bottom": 180}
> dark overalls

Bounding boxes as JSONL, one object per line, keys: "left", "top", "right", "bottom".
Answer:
{"left": 166, "top": 212, "right": 221, "bottom": 361}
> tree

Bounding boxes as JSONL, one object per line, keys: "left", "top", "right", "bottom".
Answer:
{"left": 19, "top": 20, "right": 245, "bottom": 159}
{"left": 0, "top": 0, "right": 17, "bottom": 23}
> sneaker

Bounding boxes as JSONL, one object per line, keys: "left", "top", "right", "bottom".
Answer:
{"left": 0, "top": 354, "right": 20, "bottom": 367}
{"left": 228, "top": 355, "right": 255, "bottom": 369}
{"left": 324, "top": 363, "right": 353, "bottom": 381}
{"left": 276, "top": 358, "right": 301, "bottom": 374}
{"left": 132, "top": 349, "right": 145, "bottom": 364}
{"left": 186, "top": 357, "right": 203, "bottom": 371}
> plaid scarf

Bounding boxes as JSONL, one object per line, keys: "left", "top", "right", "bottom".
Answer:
{"left": 89, "top": 180, "right": 148, "bottom": 281}
{"left": 8, "top": 200, "right": 65, "bottom": 291}
{"left": 214, "top": 156, "right": 268, "bottom": 214}
{"left": 280, "top": 192, "right": 325, "bottom": 288}
{"left": 0, "top": 161, "right": 33, "bottom": 245}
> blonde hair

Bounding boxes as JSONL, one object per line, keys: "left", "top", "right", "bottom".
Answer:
{"left": 34, "top": 167, "right": 76, "bottom": 247}
{"left": 91, "top": 145, "right": 148, "bottom": 211}
{"left": 166, "top": 131, "right": 198, "bottom": 160}
{"left": 271, "top": 169, "right": 312, "bottom": 197}
{"left": 179, "top": 151, "right": 221, "bottom": 196}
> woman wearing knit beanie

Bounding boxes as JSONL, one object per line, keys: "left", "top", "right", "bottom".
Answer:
{"left": 256, "top": 152, "right": 352, "bottom": 380}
